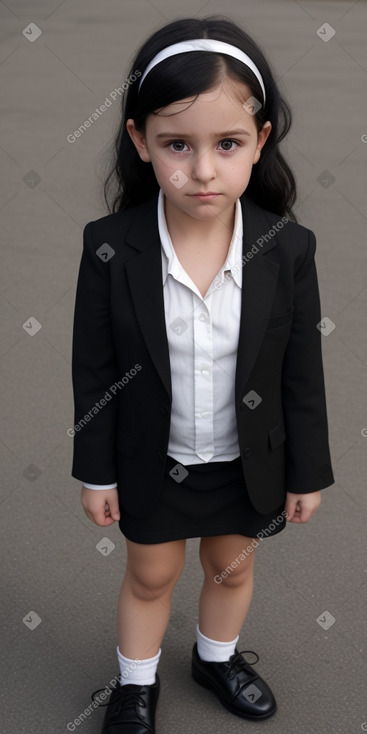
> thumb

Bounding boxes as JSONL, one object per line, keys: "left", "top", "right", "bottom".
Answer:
{"left": 108, "top": 496, "right": 120, "bottom": 522}
{"left": 285, "top": 494, "right": 297, "bottom": 521}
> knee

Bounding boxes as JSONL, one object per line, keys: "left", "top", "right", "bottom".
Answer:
{"left": 214, "top": 562, "right": 254, "bottom": 588}
{"left": 202, "top": 552, "right": 255, "bottom": 588}
{"left": 127, "top": 560, "right": 184, "bottom": 600}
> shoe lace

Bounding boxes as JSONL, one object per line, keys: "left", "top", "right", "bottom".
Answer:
{"left": 225, "top": 649, "right": 260, "bottom": 681}
{"left": 91, "top": 684, "right": 147, "bottom": 719}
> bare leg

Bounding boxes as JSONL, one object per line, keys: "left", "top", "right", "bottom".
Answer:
{"left": 198, "top": 534, "right": 256, "bottom": 640}
{"left": 118, "top": 537, "right": 186, "bottom": 659}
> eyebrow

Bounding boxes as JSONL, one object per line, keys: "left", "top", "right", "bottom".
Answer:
{"left": 156, "top": 129, "right": 251, "bottom": 138}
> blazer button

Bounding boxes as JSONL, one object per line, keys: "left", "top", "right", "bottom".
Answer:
{"left": 155, "top": 450, "right": 164, "bottom": 462}
{"left": 243, "top": 447, "right": 251, "bottom": 457}
{"left": 160, "top": 406, "right": 168, "bottom": 415}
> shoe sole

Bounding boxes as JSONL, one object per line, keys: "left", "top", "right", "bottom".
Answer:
{"left": 191, "top": 665, "right": 277, "bottom": 720}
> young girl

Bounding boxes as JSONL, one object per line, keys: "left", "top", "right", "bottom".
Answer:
{"left": 71, "top": 14, "right": 335, "bottom": 733}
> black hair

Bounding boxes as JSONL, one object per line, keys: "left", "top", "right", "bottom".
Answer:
{"left": 101, "top": 15, "right": 298, "bottom": 222}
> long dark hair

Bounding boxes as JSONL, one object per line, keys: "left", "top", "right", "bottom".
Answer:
{"left": 102, "top": 15, "right": 298, "bottom": 221}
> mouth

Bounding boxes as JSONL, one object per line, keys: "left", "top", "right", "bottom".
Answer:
{"left": 189, "top": 192, "right": 221, "bottom": 198}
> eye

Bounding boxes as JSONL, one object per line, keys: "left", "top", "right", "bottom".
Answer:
{"left": 219, "top": 138, "right": 239, "bottom": 151}
{"left": 168, "top": 140, "right": 188, "bottom": 152}
{"left": 166, "top": 138, "right": 240, "bottom": 153}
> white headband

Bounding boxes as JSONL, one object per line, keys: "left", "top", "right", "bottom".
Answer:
{"left": 138, "top": 39, "right": 266, "bottom": 103}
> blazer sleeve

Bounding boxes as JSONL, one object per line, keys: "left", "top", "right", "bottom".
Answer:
{"left": 281, "top": 229, "right": 335, "bottom": 494}
{"left": 71, "top": 221, "right": 119, "bottom": 485}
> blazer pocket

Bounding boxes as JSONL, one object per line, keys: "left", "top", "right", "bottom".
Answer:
{"left": 116, "top": 429, "right": 136, "bottom": 457}
{"left": 266, "top": 307, "right": 294, "bottom": 330}
{"left": 268, "top": 421, "right": 286, "bottom": 450}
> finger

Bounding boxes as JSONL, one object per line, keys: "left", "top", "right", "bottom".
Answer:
{"left": 289, "top": 514, "right": 304, "bottom": 524}
{"left": 96, "top": 513, "right": 116, "bottom": 526}
{"left": 291, "top": 505, "right": 313, "bottom": 523}
{"left": 285, "top": 497, "right": 298, "bottom": 521}
{"left": 103, "top": 502, "right": 118, "bottom": 524}
{"left": 287, "top": 502, "right": 303, "bottom": 522}
{"left": 107, "top": 499, "right": 120, "bottom": 521}
{"left": 83, "top": 505, "right": 114, "bottom": 526}
{"left": 299, "top": 505, "right": 314, "bottom": 523}
{"left": 96, "top": 505, "right": 116, "bottom": 525}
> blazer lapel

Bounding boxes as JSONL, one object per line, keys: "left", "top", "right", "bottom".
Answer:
{"left": 124, "top": 191, "right": 280, "bottom": 404}
{"left": 234, "top": 194, "right": 280, "bottom": 406}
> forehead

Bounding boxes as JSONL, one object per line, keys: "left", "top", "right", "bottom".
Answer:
{"left": 148, "top": 79, "right": 256, "bottom": 132}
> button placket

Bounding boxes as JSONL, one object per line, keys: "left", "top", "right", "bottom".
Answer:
{"left": 194, "top": 294, "right": 214, "bottom": 462}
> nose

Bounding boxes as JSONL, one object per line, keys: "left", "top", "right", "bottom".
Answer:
{"left": 191, "top": 146, "right": 217, "bottom": 182}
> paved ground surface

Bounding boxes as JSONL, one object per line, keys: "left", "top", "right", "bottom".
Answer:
{"left": 1, "top": 0, "right": 367, "bottom": 732}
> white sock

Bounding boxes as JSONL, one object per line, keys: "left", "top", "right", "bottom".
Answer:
{"left": 196, "top": 624, "right": 239, "bottom": 662}
{"left": 116, "top": 645, "right": 161, "bottom": 686}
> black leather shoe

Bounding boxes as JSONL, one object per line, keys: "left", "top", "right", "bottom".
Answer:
{"left": 100, "top": 675, "right": 160, "bottom": 733}
{"left": 191, "top": 643, "right": 276, "bottom": 720}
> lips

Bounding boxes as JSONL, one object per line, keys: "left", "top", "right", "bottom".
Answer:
{"left": 190, "top": 193, "right": 221, "bottom": 199}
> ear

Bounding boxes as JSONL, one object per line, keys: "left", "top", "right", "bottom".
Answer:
{"left": 126, "top": 119, "right": 151, "bottom": 162}
{"left": 253, "top": 121, "right": 272, "bottom": 164}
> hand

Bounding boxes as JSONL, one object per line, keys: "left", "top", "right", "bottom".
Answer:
{"left": 285, "top": 490, "right": 321, "bottom": 523}
{"left": 81, "top": 486, "right": 120, "bottom": 526}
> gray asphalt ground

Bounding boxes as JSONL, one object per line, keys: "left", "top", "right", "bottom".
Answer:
{"left": 1, "top": 1, "right": 367, "bottom": 732}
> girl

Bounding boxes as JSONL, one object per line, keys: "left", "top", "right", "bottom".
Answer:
{"left": 71, "top": 15, "right": 335, "bottom": 733}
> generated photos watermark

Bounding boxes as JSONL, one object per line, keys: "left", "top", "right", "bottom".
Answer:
{"left": 67, "top": 70, "right": 141, "bottom": 143}
{"left": 66, "top": 662, "right": 141, "bottom": 730}
{"left": 67, "top": 364, "right": 142, "bottom": 437}
{"left": 214, "top": 511, "right": 288, "bottom": 584}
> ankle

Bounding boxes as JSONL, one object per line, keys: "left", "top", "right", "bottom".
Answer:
{"left": 196, "top": 624, "right": 239, "bottom": 662}
{"left": 116, "top": 645, "right": 161, "bottom": 686}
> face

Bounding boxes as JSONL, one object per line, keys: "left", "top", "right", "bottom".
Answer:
{"left": 126, "top": 78, "right": 272, "bottom": 223}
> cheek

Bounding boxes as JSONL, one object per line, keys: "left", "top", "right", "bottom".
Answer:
{"left": 151, "top": 152, "right": 178, "bottom": 175}
{"left": 231, "top": 150, "right": 256, "bottom": 176}
{"left": 149, "top": 156, "right": 169, "bottom": 181}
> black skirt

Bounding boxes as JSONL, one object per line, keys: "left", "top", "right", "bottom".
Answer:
{"left": 118, "top": 453, "right": 287, "bottom": 544}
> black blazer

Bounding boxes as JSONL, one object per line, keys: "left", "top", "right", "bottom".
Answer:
{"left": 71, "top": 191, "right": 335, "bottom": 518}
